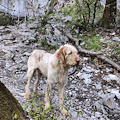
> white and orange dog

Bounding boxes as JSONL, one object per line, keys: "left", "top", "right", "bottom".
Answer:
{"left": 24, "top": 44, "right": 80, "bottom": 115}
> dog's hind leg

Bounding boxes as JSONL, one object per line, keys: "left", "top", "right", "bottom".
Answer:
{"left": 33, "top": 69, "right": 41, "bottom": 95}
{"left": 24, "top": 68, "right": 34, "bottom": 99}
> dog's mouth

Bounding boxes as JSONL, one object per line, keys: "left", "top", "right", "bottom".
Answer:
{"left": 70, "top": 61, "right": 80, "bottom": 66}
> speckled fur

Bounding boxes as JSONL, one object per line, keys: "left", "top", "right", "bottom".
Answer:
{"left": 24, "top": 44, "right": 80, "bottom": 115}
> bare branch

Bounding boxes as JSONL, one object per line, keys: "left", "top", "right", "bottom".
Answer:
{"left": 57, "top": 27, "right": 120, "bottom": 71}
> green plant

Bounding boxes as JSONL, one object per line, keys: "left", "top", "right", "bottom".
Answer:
{"left": 35, "top": 27, "right": 46, "bottom": 35}
{"left": 23, "top": 93, "right": 57, "bottom": 120}
{"left": 115, "top": 48, "right": 120, "bottom": 57}
{"left": 69, "top": 114, "right": 72, "bottom": 119}
{"left": 77, "top": 111, "right": 83, "bottom": 115}
{"left": 40, "top": 38, "right": 48, "bottom": 47}
{"left": 40, "top": 38, "right": 58, "bottom": 50}
{"left": 13, "top": 113, "right": 20, "bottom": 120}
{"left": 83, "top": 36, "right": 101, "bottom": 51}
{"left": 34, "top": 34, "right": 39, "bottom": 42}
{"left": 0, "top": 14, "right": 16, "bottom": 26}
{"left": 57, "top": 0, "right": 103, "bottom": 31}
{"left": 49, "top": 45, "right": 57, "bottom": 50}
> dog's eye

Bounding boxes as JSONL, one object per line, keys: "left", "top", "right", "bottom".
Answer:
{"left": 68, "top": 52, "right": 72, "bottom": 55}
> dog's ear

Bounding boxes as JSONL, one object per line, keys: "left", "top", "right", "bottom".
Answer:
{"left": 56, "top": 46, "right": 66, "bottom": 64}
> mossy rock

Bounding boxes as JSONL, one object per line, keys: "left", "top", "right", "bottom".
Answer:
{"left": 0, "top": 81, "right": 28, "bottom": 120}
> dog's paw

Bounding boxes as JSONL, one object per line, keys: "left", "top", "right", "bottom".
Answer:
{"left": 44, "top": 102, "right": 50, "bottom": 110}
{"left": 24, "top": 92, "right": 31, "bottom": 99}
{"left": 60, "top": 106, "right": 69, "bottom": 115}
{"left": 61, "top": 109, "right": 69, "bottom": 116}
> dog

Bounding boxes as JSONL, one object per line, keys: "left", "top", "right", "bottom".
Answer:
{"left": 24, "top": 44, "right": 80, "bottom": 115}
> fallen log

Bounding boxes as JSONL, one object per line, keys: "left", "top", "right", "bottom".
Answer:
{"left": 57, "top": 27, "right": 120, "bottom": 71}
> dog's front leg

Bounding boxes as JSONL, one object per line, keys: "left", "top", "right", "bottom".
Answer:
{"left": 58, "top": 82, "right": 68, "bottom": 115}
{"left": 44, "top": 81, "right": 52, "bottom": 110}
{"left": 24, "top": 69, "right": 34, "bottom": 99}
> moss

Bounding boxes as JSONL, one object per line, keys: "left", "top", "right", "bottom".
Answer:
{"left": 115, "top": 48, "right": 120, "bottom": 55}
{"left": 83, "top": 36, "right": 102, "bottom": 52}
{"left": 0, "top": 81, "right": 28, "bottom": 120}
{"left": 0, "top": 14, "right": 16, "bottom": 26}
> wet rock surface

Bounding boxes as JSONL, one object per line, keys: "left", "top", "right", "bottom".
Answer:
{"left": 0, "top": 23, "right": 120, "bottom": 120}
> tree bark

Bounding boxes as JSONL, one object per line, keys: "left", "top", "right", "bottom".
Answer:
{"left": 100, "top": 0, "right": 116, "bottom": 28}
{"left": 0, "top": 81, "right": 28, "bottom": 120}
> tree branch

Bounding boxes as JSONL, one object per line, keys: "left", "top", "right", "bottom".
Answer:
{"left": 57, "top": 27, "right": 120, "bottom": 71}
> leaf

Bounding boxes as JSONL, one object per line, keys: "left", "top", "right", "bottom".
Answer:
{"left": 50, "top": 104, "right": 55, "bottom": 107}
{"left": 69, "top": 114, "right": 72, "bottom": 118}
{"left": 61, "top": 106, "right": 67, "bottom": 110}
{"left": 77, "top": 111, "right": 83, "bottom": 115}
{"left": 13, "top": 114, "right": 18, "bottom": 119}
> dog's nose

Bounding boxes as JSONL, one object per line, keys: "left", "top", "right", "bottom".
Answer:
{"left": 76, "top": 57, "right": 80, "bottom": 63}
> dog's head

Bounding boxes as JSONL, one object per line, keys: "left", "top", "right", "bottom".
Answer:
{"left": 56, "top": 44, "right": 80, "bottom": 66}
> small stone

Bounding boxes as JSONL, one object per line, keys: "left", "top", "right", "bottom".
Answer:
{"left": 111, "top": 89, "right": 120, "bottom": 99}
{"left": 100, "top": 38, "right": 105, "bottom": 42}
{"left": 80, "top": 42, "right": 85, "bottom": 46}
{"left": 110, "top": 32, "right": 115, "bottom": 35}
{"left": 103, "top": 74, "right": 119, "bottom": 82}
{"left": 84, "top": 79, "right": 92, "bottom": 84}
{"left": 83, "top": 57, "right": 89, "bottom": 61}
{"left": 95, "top": 112, "right": 102, "bottom": 118}
{"left": 112, "top": 37, "right": 120, "bottom": 42}
{"left": 22, "top": 52, "right": 31, "bottom": 56}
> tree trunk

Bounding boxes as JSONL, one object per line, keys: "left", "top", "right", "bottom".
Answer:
{"left": 100, "top": 0, "right": 116, "bottom": 28}
{"left": 0, "top": 81, "right": 28, "bottom": 120}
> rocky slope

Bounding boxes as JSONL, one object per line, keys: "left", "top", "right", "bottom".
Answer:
{"left": 0, "top": 20, "right": 120, "bottom": 119}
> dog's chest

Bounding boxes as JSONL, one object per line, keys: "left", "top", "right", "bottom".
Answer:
{"left": 48, "top": 66, "right": 68, "bottom": 84}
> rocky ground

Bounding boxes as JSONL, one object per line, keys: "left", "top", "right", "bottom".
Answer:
{"left": 0, "top": 21, "right": 120, "bottom": 120}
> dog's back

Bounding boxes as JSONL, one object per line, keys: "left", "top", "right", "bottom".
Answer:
{"left": 27, "top": 50, "right": 52, "bottom": 77}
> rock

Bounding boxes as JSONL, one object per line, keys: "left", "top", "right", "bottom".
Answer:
{"left": 95, "top": 112, "right": 102, "bottom": 118}
{"left": 22, "top": 52, "right": 31, "bottom": 56}
{"left": 100, "top": 38, "right": 105, "bottom": 42}
{"left": 83, "top": 57, "right": 89, "bottom": 61}
{"left": 110, "top": 32, "right": 116, "bottom": 36}
{"left": 64, "top": 16, "right": 72, "bottom": 22}
{"left": 84, "top": 78, "right": 92, "bottom": 84}
{"left": 111, "top": 89, "right": 120, "bottom": 99}
{"left": 80, "top": 42, "right": 85, "bottom": 46}
{"left": 68, "top": 67, "right": 75, "bottom": 73}
{"left": 94, "top": 83, "right": 102, "bottom": 89}
{"left": 103, "top": 74, "right": 119, "bottom": 82}
{"left": 112, "top": 37, "right": 120, "bottom": 42}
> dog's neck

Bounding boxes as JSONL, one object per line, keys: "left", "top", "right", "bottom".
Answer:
{"left": 57, "top": 60, "right": 69, "bottom": 70}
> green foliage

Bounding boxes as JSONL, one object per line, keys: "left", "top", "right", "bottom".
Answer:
{"left": 69, "top": 114, "right": 72, "bottom": 119}
{"left": 115, "top": 48, "right": 120, "bottom": 55}
{"left": 57, "top": 0, "right": 103, "bottom": 31}
{"left": 23, "top": 93, "right": 57, "bottom": 120}
{"left": 77, "top": 111, "right": 83, "bottom": 115}
{"left": 13, "top": 114, "right": 19, "bottom": 120}
{"left": 36, "top": 27, "right": 46, "bottom": 35}
{"left": 34, "top": 34, "right": 39, "bottom": 42}
{"left": 40, "top": 38, "right": 58, "bottom": 50}
{"left": 40, "top": 38, "right": 48, "bottom": 47}
{"left": 0, "top": 14, "right": 16, "bottom": 26}
{"left": 82, "top": 36, "right": 102, "bottom": 52}
{"left": 61, "top": 106, "right": 67, "bottom": 110}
